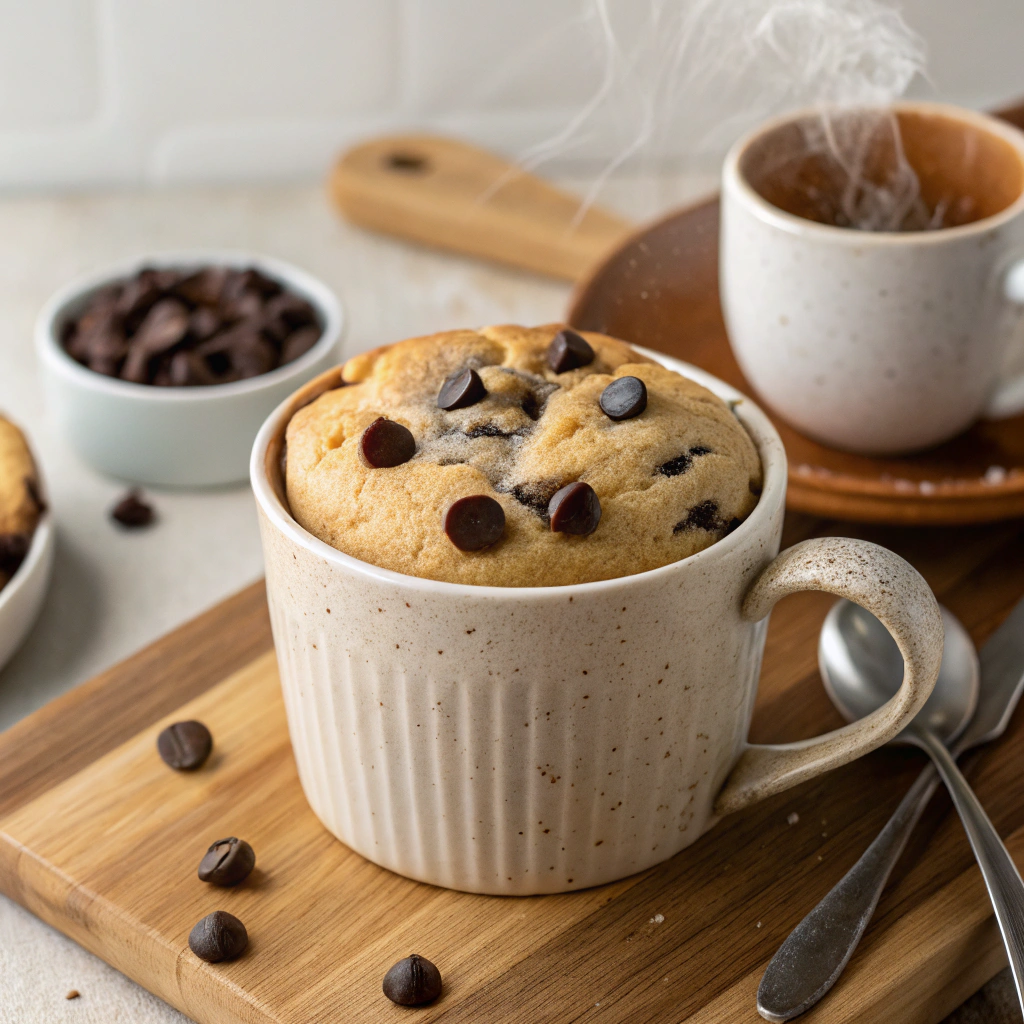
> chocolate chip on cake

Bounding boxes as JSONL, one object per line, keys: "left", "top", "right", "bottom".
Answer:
{"left": 157, "top": 720, "right": 213, "bottom": 770}
{"left": 600, "top": 376, "right": 647, "bottom": 420}
{"left": 361, "top": 418, "right": 416, "bottom": 468}
{"left": 657, "top": 445, "right": 713, "bottom": 478}
{"left": 548, "top": 482, "right": 602, "bottom": 536}
{"left": 437, "top": 368, "right": 487, "bottom": 410}
{"left": 110, "top": 489, "right": 155, "bottom": 528}
{"left": 444, "top": 495, "right": 505, "bottom": 551}
{"left": 383, "top": 954, "right": 443, "bottom": 1006}
{"left": 198, "top": 838, "right": 256, "bottom": 886}
{"left": 188, "top": 911, "right": 248, "bottom": 963}
{"left": 674, "top": 500, "right": 725, "bottom": 534}
{"left": 546, "top": 329, "right": 594, "bottom": 373}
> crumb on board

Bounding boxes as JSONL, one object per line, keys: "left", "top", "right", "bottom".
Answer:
{"left": 787, "top": 812, "right": 799, "bottom": 825}
{"left": 650, "top": 913, "right": 665, "bottom": 924}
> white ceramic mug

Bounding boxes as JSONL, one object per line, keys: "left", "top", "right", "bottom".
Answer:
{"left": 251, "top": 349, "right": 943, "bottom": 895}
{"left": 721, "top": 101, "right": 1024, "bottom": 456}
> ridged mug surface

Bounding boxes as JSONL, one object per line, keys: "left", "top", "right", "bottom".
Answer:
{"left": 254, "top": 351, "right": 786, "bottom": 895}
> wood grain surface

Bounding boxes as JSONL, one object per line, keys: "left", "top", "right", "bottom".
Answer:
{"left": 0, "top": 513, "right": 1022, "bottom": 1024}
{"left": 329, "top": 134, "right": 631, "bottom": 281}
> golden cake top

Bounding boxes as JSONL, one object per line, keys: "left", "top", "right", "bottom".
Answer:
{"left": 285, "top": 324, "right": 761, "bottom": 587}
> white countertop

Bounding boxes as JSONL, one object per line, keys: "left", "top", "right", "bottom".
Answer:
{"left": 0, "top": 180, "right": 1011, "bottom": 1024}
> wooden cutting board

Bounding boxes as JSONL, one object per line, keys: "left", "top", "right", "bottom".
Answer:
{"left": 1, "top": 511, "right": 1023, "bottom": 1023}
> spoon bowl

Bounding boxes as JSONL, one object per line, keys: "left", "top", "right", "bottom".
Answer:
{"left": 820, "top": 600, "right": 979, "bottom": 746}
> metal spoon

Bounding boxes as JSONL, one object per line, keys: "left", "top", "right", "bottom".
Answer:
{"left": 757, "top": 601, "right": 977, "bottom": 1021}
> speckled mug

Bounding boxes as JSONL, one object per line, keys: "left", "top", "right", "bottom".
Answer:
{"left": 251, "top": 349, "right": 943, "bottom": 895}
{"left": 721, "top": 101, "right": 1024, "bottom": 456}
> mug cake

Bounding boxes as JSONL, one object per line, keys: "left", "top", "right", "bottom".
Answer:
{"left": 0, "top": 416, "right": 44, "bottom": 593}
{"left": 285, "top": 324, "right": 762, "bottom": 587}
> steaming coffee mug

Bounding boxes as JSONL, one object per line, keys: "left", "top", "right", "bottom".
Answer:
{"left": 721, "top": 101, "right": 1024, "bottom": 456}
{"left": 252, "top": 350, "right": 942, "bottom": 895}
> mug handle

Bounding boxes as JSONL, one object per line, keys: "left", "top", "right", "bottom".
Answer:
{"left": 714, "top": 537, "right": 943, "bottom": 816}
{"left": 984, "top": 255, "right": 1024, "bottom": 419}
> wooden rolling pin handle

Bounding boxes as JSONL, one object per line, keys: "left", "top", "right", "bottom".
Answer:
{"left": 329, "top": 134, "right": 632, "bottom": 282}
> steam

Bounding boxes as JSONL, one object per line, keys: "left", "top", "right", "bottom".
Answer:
{"left": 502, "top": 0, "right": 929, "bottom": 231}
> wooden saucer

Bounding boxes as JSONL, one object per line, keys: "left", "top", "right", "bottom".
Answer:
{"left": 567, "top": 197, "right": 1024, "bottom": 525}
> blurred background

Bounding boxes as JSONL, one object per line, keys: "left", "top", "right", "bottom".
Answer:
{"left": 1, "top": 0, "right": 1022, "bottom": 193}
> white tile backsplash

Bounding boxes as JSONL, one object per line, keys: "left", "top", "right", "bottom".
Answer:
{"left": 0, "top": 0, "right": 1018, "bottom": 191}
{"left": 0, "top": 0, "right": 99, "bottom": 129}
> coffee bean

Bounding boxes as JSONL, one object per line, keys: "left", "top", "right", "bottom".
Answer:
{"left": 437, "top": 368, "right": 487, "bottom": 410}
{"left": 599, "top": 376, "right": 647, "bottom": 420}
{"left": 382, "top": 954, "right": 442, "bottom": 1006}
{"left": 444, "top": 495, "right": 505, "bottom": 551}
{"left": 188, "top": 911, "right": 248, "bottom": 963}
{"left": 548, "top": 482, "right": 601, "bottom": 536}
{"left": 546, "top": 329, "right": 594, "bottom": 373}
{"left": 361, "top": 417, "right": 416, "bottom": 468}
{"left": 198, "top": 838, "right": 256, "bottom": 886}
{"left": 157, "top": 720, "right": 212, "bottom": 770}
{"left": 110, "top": 489, "right": 155, "bottom": 528}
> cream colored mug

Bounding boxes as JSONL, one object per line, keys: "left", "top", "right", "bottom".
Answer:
{"left": 252, "top": 349, "right": 943, "bottom": 895}
{"left": 721, "top": 101, "right": 1024, "bottom": 456}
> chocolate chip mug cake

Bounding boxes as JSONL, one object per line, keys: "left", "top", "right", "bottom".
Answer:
{"left": 0, "top": 416, "right": 44, "bottom": 592}
{"left": 284, "top": 324, "right": 762, "bottom": 587}
{"left": 255, "top": 325, "right": 942, "bottom": 895}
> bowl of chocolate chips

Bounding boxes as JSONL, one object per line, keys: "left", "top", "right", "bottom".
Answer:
{"left": 36, "top": 252, "right": 343, "bottom": 486}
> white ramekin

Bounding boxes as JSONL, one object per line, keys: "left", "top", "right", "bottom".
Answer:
{"left": 251, "top": 347, "right": 942, "bottom": 895}
{"left": 36, "top": 251, "right": 344, "bottom": 487}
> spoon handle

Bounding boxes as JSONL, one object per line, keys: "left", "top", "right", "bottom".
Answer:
{"left": 756, "top": 764, "right": 941, "bottom": 1021}
{"left": 917, "top": 728, "right": 1024, "bottom": 1012}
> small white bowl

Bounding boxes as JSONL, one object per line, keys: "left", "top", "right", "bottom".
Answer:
{"left": 0, "top": 513, "right": 54, "bottom": 672}
{"left": 35, "top": 251, "right": 344, "bottom": 487}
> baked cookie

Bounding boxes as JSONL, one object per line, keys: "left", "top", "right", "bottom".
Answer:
{"left": 0, "top": 416, "right": 43, "bottom": 590}
{"left": 285, "top": 324, "right": 762, "bottom": 587}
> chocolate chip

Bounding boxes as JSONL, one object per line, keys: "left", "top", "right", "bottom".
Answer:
{"left": 61, "top": 264, "right": 320, "bottom": 387}
{"left": 444, "top": 495, "right": 505, "bottom": 551}
{"left": 110, "top": 489, "right": 155, "bottom": 528}
{"left": 600, "top": 376, "right": 647, "bottom": 420}
{"left": 198, "top": 838, "right": 256, "bottom": 886}
{"left": 188, "top": 911, "right": 248, "bottom": 963}
{"left": 548, "top": 482, "right": 601, "bottom": 536}
{"left": 546, "top": 329, "right": 594, "bottom": 373}
{"left": 673, "top": 500, "right": 725, "bottom": 534}
{"left": 361, "top": 418, "right": 416, "bottom": 468}
{"left": 0, "top": 532, "right": 30, "bottom": 575}
{"left": 120, "top": 299, "right": 190, "bottom": 383}
{"left": 511, "top": 480, "right": 561, "bottom": 517}
{"left": 438, "top": 368, "right": 487, "bottom": 410}
{"left": 169, "top": 350, "right": 219, "bottom": 386}
{"left": 465, "top": 424, "right": 516, "bottom": 438}
{"left": 657, "top": 446, "right": 713, "bottom": 478}
{"left": 383, "top": 954, "right": 442, "bottom": 1006}
{"left": 281, "top": 325, "right": 321, "bottom": 364}
{"left": 157, "top": 720, "right": 212, "bottom": 770}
